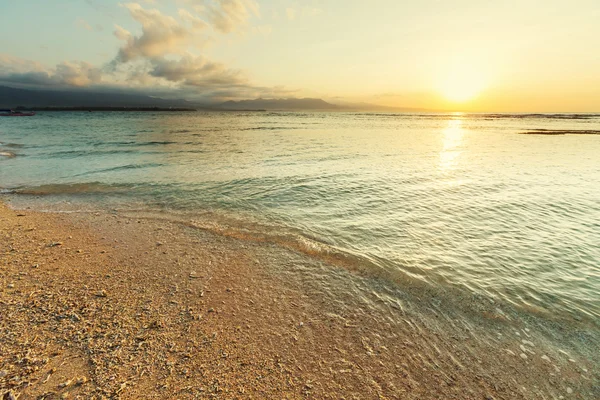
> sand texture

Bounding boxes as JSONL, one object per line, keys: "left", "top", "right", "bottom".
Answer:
{"left": 1, "top": 202, "right": 596, "bottom": 399}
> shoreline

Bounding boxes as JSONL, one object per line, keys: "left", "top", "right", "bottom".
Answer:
{"left": 1, "top": 201, "right": 597, "bottom": 399}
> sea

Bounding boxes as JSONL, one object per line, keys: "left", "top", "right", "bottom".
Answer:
{"left": 1, "top": 111, "right": 599, "bottom": 377}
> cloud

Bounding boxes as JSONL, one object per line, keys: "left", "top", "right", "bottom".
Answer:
{"left": 205, "top": 0, "right": 259, "bottom": 33}
{"left": 76, "top": 17, "right": 93, "bottom": 31}
{"left": 149, "top": 55, "right": 247, "bottom": 87}
{"left": 113, "top": 3, "right": 202, "bottom": 63}
{"left": 56, "top": 62, "right": 102, "bottom": 86}
{"left": 178, "top": 9, "right": 209, "bottom": 30}
{"left": 109, "top": 3, "right": 259, "bottom": 99}
{"left": 252, "top": 24, "right": 272, "bottom": 37}
{"left": 1, "top": 2, "right": 295, "bottom": 103}
{"left": 0, "top": 55, "right": 102, "bottom": 87}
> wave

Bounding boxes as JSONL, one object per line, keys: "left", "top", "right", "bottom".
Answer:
{"left": 520, "top": 129, "right": 600, "bottom": 135}
{"left": 9, "top": 182, "right": 135, "bottom": 195}
{"left": 348, "top": 112, "right": 600, "bottom": 120}
{"left": 51, "top": 149, "right": 138, "bottom": 158}
{"left": 107, "top": 206, "right": 600, "bottom": 330}
{"left": 72, "top": 163, "right": 166, "bottom": 177}
{"left": 241, "top": 126, "right": 303, "bottom": 131}
{"left": 0, "top": 151, "right": 16, "bottom": 158}
{"left": 0, "top": 142, "right": 25, "bottom": 148}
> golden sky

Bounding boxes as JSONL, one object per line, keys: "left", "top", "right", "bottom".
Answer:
{"left": 1, "top": 0, "right": 599, "bottom": 111}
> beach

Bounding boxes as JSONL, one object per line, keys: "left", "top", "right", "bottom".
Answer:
{"left": 1, "top": 200, "right": 596, "bottom": 399}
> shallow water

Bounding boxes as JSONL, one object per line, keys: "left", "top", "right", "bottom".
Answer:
{"left": 1, "top": 111, "right": 599, "bottom": 329}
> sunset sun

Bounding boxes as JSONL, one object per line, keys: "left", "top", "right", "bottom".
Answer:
{"left": 438, "top": 62, "right": 488, "bottom": 103}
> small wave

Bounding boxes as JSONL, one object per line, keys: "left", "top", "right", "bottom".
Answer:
{"left": 348, "top": 112, "right": 600, "bottom": 120}
{"left": 86, "top": 140, "right": 178, "bottom": 147}
{"left": 52, "top": 149, "right": 137, "bottom": 157}
{"left": 140, "top": 140, "right": 178, "bottom": 145}
{"left": 241, "top": 126, "right": 303, "bottom": 131}
{"left": 0, "top": 151, "right": 16, "bottom": 158}
{"left": 12, "top": 182, "right": 134, "bottom": 196}
{"left": 520, "top": 129, "right": 600, "bottom": 135}
{"left": 73, "top": 163, "right": 166, "bottom": 177}
{"left": 496, "top": 113, "right": 599, "bottom": 120}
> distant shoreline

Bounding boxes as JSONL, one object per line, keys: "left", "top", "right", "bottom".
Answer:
{"left": 15, "top": 106, "right": 198, "bottom": 112}
{"left": 12, "top": 107, "right": 274, "bottom": 112}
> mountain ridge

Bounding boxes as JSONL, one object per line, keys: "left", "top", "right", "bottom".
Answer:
{"left": 0, "top": 85, "right": 435, "bottom": 112}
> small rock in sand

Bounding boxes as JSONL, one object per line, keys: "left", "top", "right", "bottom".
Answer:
{"left": 58, "top": 379, "right": 72, "bottom": 388}
{"left": 566, "top": 387, "right": 573, "bottom": 394}
{"left": 3, "top": 391, "right": 17, "bottom": 400}
{"left": 189, "top": 271, "right": 198, "bottom": 279}
{"left": 7, "top": 283, "right": 15, "bottom": 289}
{"left": 520, "top": 353, "right": 528, "bottom": 360}
{"left": 75, "top": 376, "right": 88, "bottom": 385}
{"left": 95, "top": 289, "right": 108, "bottom": 298}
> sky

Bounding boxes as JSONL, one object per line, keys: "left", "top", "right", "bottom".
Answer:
{"left": 1, "top": 0, "right": 599, "bottom": 111}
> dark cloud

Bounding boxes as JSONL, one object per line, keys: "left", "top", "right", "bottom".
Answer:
{"left": 1, "top": 2, "right": 295, "bottom": 103}
{"left": 0, "top": 56, "right": 102, "bottom": 88}
{"left": 149, "top": 55, "right": 246, "bottom": 87}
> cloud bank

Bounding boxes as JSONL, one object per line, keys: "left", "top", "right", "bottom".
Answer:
{"left": 0, "top": 1, "right": 293, "bottom": 103}
{"left": 0, "top": 54, "right": 102, "bottom": 87}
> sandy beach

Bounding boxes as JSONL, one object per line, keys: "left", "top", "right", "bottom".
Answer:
{"left": 0, "top": 201, "right": 596, "bottom": 399}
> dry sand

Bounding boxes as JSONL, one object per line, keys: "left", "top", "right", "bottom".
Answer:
{"left": 1, "top": 202, "right": 596, "bottom": 399}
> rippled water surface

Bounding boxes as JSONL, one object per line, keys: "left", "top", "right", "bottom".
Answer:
{"left": 1, "top": 111, "right": 599, "bottom": 324}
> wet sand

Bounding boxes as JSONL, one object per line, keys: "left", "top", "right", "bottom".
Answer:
{"left": 0, "top": 201, "right": 596, "bottom": 399}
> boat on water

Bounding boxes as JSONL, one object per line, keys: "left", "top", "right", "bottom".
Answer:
{"left": 0, "top": 109, "right": 36, "bottom": 117}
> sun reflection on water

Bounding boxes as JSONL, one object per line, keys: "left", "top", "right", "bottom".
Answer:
{"left": 439, "top": 118, "right": 465, "bottom": 172}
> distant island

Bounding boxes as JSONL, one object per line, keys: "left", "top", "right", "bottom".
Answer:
{"left": 15, "top": 106, "right": 197, "bottom": 112}
{"left": 218, "top": 98, "right": 338, "bottom": 111}
{"left": 0, "top": 85, "right": 435, "bottom": 112}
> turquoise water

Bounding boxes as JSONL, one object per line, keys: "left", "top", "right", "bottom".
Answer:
{"left": 1, "top": 111, "right": 599, "bottom": 326}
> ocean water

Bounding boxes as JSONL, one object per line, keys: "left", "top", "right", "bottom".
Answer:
{"left": 1, "top": 111, "right": 599, "bottom": 329}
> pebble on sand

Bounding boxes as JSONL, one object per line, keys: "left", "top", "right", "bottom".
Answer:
{"left": 3, "top": 391, "right": 17, "bottom": 400}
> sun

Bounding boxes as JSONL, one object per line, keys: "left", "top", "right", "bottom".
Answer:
{"left": 438, "top": 61, "right": 488, "bottom": 104}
